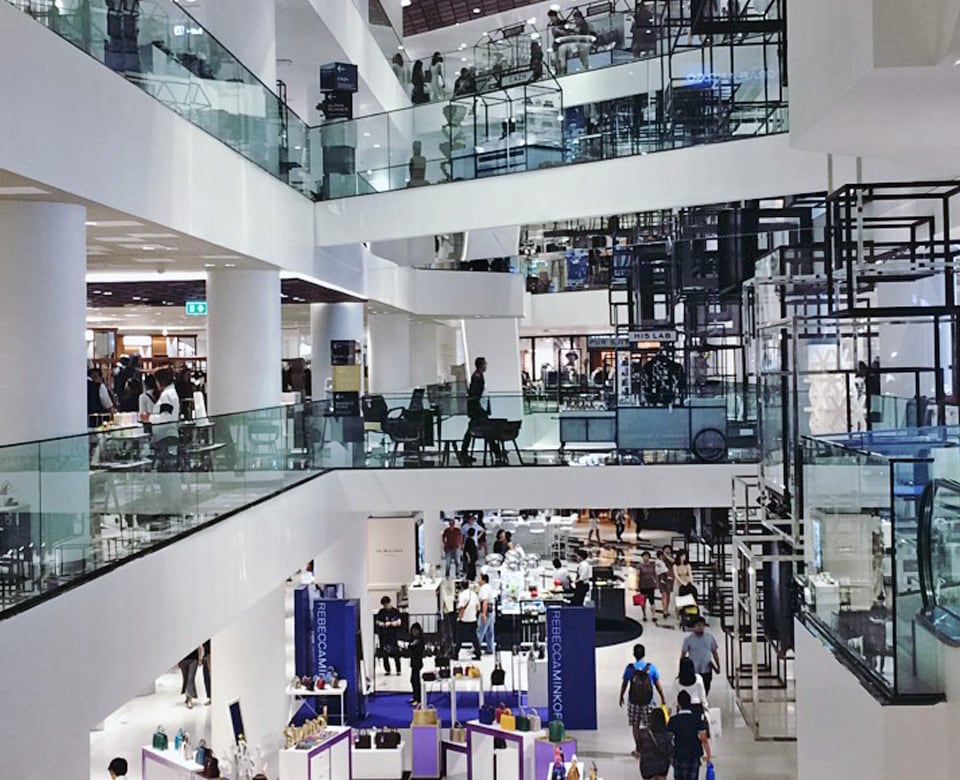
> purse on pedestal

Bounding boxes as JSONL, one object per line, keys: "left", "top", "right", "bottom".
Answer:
{"left": 152, "top": 726, "right": 168, "bottom": 751}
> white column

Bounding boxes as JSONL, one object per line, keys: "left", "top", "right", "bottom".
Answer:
{"left": 0, "top": 201, "right": 86, "bottom": 443}
{"left": 310, "top": 302, "right": 365, "bottom": 395}
{"left": 461, "top": 318, "right": 523, "bottom": 417}
{"left": 210, "top": 586, "right": 287, "bottom": 770}
{"left": 409, "top": 319, "right": 440, "bottom": 387}
{"left": 367, "top": 312, "right": 412, "bottom": 394}
{"left": 206, "top": 269, "right": 282, "bottom": 414}
{"left": 190, "top": 0, "right": 277, "bottom": 87}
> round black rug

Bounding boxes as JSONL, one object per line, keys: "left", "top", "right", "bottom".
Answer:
{"left": 595, "top": 617, "right": 646, "bottom": 648}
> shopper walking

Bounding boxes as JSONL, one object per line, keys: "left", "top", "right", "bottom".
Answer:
{"left": 619, "top": 643, "right": 666, "bottom": 758}
{"left": 456, "top": 583, "right": 482, "bottom": 660}
{"left": 179, "top": 647, "right": 200, "bottom": 709}
{"left": 408, "top": 622, "right": 425, "bottom": 705}
{"left": 200, "top": 639, "right": 211, "bottom": 705}
{"left": 460, "top": 356, "right": 505, "bottom": 465}
{"left": 411, "top": 60, "right": 429, "bottom": 104}
{"left": 656, "top": 548, "right": 674, "bottom": 618}
{"left": 442, "top": 517, "right": 462, "bottom": 578}
{"left": 668, "top": 690, "right": 712, "bottom": 780}
{"left": 680, "top": 616, "right": 720, "bottom": 695}
{"left": 572, "top": 549, "right": 592, "bottom": 605}
{"left": 637, "top": 551, "right": 658, "bottom": 622}
{"left": 429, "top": 52, "right": 445, "bottom": 101}
{"left": 477, "top": 572, "right": 497, "bottom": 654}
{"left": 375, "top": 595, "right": 403, "bottom": 675}
{"left": 587, "top": 509, "right": 601, "bottom": 546}
{"left": 492, "top": 529, "right": 508, "bottom": 556}
{"left": 638, "top": 706, "right": 673, "bottom": 780}
{"left": 676, "top": 657, "right": 708, "bottom": 722}
{"left": 462, "top": 527, "right": 479, "bottom": 582}
{"left": 614, "top": 507, "right": 626, "bottom": 543}
{"left": 673, "top": 549, "right": 695, "bottom": 604}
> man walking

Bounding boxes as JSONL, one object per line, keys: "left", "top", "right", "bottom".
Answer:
{"left": 457, "top": 583, "right": 482, "bottom": 660}
{"left": 681, "top": 616, "right": 721, "bottom": 695}
{"left": 669, "top": 690, "right": 712, "bottom": 780}
{"left": 460, "top": 356, "right": 505, "bottom": 465}
{"left": 618, "top": 643, "right": 666, "bottom": 758}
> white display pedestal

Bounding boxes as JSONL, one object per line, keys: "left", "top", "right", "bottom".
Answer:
{"left": 408, "top": 579, "right": 442, "bottom": 616}
{"left": 352, "top": 740, "right": 408, "bottom": 779}
{"left": 141, "top": 746, "right": 203, "bottom": 780}
{"left": 421, "top": 673, "right": 484, "bottom": 727}
{"left": 278, "top": 726, "right": 352, "bottom": 780}
{"left": 526, "top": 657, "right": 548, "bottom": 708}
{"left": 286, "top": 681, "right": 349, "bottom": 724}
{"left": 466, "top": 720, "right": 543, "bottom": 780}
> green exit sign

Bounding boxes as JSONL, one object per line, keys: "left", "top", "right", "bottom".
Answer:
{"left": 185, "top": 300, "right": 208, "bottom": 316}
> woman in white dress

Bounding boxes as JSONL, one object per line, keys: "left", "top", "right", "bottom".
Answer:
{"left": 429, "top": 52, "right": 445, "bottom": 102}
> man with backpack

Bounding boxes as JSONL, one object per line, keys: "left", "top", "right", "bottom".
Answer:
{"left": 618, "top": 643, "right": 666, "bottom": 758}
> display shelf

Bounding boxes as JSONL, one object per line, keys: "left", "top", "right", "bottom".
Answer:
{"left": 278, "top": 725, "right": 352, "bottom": 780}
{"left": 466, "top": 719, "right": 544, "bottom": 780}
{"left": 141, "top": 745, "right": 203, "bottom": 780}
{"left": 420, "top": 672, "right": 484, "bottom": 726}
{"left": 286, "top": 681, "right": 349, "bottom": 725}
{"left": 351, "top": 739, "right": 408, "bottom": 779}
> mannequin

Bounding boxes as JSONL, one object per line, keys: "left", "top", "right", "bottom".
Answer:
{"left": 407, "top": 141, "right": 427, "bottom": 187}
{"left": 641, "top": 349, "right": 686, "bottom": 406}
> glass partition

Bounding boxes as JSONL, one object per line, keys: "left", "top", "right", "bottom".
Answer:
{"left": 800, "top": 427, "right": 960, "bottom": 699}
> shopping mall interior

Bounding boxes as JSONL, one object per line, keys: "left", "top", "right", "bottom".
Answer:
{"left": 2, "top": 0, "right": 960, "bottom": 778}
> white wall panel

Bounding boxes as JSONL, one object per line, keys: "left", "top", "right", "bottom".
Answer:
{"left": 521, "top": 289, "right": 610, "bottom": 334}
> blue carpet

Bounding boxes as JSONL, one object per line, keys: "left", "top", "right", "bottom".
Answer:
{"left": 354, "top": 690, "right": 549, "bottom": 729}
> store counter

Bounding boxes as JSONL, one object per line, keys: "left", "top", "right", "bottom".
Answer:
{"left": 279, "top": 726, "right": 352, "bottom": 780}
{"left": 466, "top": 720, "right": 544, "bottom": 780}
{"left": 408, "top": 578, "right": 442, "bottom": 616}
{"left": 352, "top": 739, "right": 408, "bottom": 779}
{"left": 592, "top": 584, "right": 626, "bottom": 624}
{"left": 141, "top": 746, "right": 203, "bottom": 780}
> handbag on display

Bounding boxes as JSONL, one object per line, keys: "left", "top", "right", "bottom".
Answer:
{"left": 317, "top": 676, "right": 326, "bottom": 690}
{"left": 412, "top": 703, "right": 439, "bottom": 726}
{"left": 453, "top": 665, "right": 463, "bottom": 678}
{"left": 304, "top": 676, "right": 316, "bottom": 691}
{"left": 152, "top": 726, "right": 168, "bottom": 751}
{"left": 422, "top": 671, "right": 437, "bottom": 682}
{"left": 324, "top": 666, "right": 338, "bottom": 686}
{"left": 450, "top": 721, "right": 467, "bottom": 743}
{"left": 527, "top": 708, "right": 542, "bottom": 732}
{"left": 515, "top": 711, "right": 530, "bottom": 732}
{"left": 355, "top": 730, "right": 372, "bottom": 749}
{"left": 548, "top": 719, "right": 566, "bottom": 743}
{"left": 500, "top": 710, "right": 516, "bottom": 731}
{"left": 491, "top": 655, "right": 506, "bottom": 686}
{"left": 292, "top": 676, "right": 303, "bottom": 690}
{"left": 588, "top": 761, "right": 598, "bottom": 780}
{"left": 194, "top": 740, "right": 209, "bottom": 766}
{"left": 479, "top": 704, "right": 496, "bottom": 725}
{"left": 201, "top": 751, "right": 220, "bottom": 779}
{"left": 438, "top": 667, "right": 452, "bottom": 679}
{"left": 495, "top": 703, "right": 511, "bottom": 724}
{"left": 566, "top": 758, "right": 581, "bottom": 780}
{"left": 376, "top": 729, "right": 402, "bottom": 749}
{"left": 467, "top": 665, "right": 482, "bottom": 679}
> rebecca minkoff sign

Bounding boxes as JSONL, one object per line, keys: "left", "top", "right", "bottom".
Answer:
{"left": 545, "top": 605, "right": 598, "bottom": 730}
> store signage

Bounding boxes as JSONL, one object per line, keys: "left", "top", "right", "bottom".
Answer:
{"left": 320, "top": 91, "right": 354, "bottom": 121}
{"left": 330, "top": 340, "right": 359, "bottom": 366}
{"left": 587, "top": 335, "right": 633, "bottom": 350}
{"left": 630, "top": 329, "right": 677, "bottom": 342}
{"left": 546, "top": 605, "right": 597, "bottom": 730}
{"left": 172, "top": 24, "right": 204, "bottom": 37}
{"left": 587, "top": 330, "right": 677, "bottom": 350}
{"left": 320, "top": 62, "right": 359, "bottom": 93}
{"left": 185, "top": 300, "right": 207, "bottom": 316}
{"left": 332, "top": 391, "right": 360, "bottom": 417}
{"left": 293, "top": 586, "right": 313, "bottom": 677}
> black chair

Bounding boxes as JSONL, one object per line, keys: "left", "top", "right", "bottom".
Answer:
{"left": 470, "top": 419, "right": 524, "bottom": 465}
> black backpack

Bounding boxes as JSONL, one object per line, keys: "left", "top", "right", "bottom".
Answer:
{"left": 628, "top": 662, "right": 654, "bottom": 705}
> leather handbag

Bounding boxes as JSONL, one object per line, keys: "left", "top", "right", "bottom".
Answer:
{"left": 194, "top": 741, "right": 209, "bottom": 766}
{"left": 355, "top": 730, "right": 372, "bottom": 749}
{"left": 566, "top": 760, "right": 580, "bottom": 780}
{"left": 375, "top": 729, "right": 402, "bottom": 749}
{"left": 438, "top": 667, "right": 452, "bottom": 679}
{"left": 422, "top": 671, "right": 437, "bottom": 682}
{"left": 152, "top": 726, "right": 168, "bottom": 751}
{"left": 412, "top": 703, "right": 439, "bottom": 726}
{"left": 515, "top": 711, "right": 530, "bottom": 732}
{"left": 500, "top": 711, "right": 517, "bottom": 731}
{"left": 453, "top": 665, "right": 463, "bottom": 677}
{"left": 479, "top": 703, "right": 496, "bottom": 725}
{"left": 528, "top": 708, "right": 542, "bottom": 732}
{"left": 317, "top": 677, "right": 326, "bottom": 690}
{"left": 491, "top": 655, "right": 506, "bottom": 686}
{"left": 450, "top": 721, "right": 466, "bottom": 743}
{"left": 548, "top": 719, "right": 566, "bottom": 743}
{"left": 467, "top": 665, "right": 482, "bottom": 679}
{"left": 495, "top": 704, "right": 511, "bottom": 724}
{"left": 201, "top": 752, "right": 220, "bottom": 779}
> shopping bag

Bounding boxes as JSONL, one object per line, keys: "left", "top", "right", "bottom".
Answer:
{"left": 708, "top": 707, "right": 722, "bottom": 739}
{"left": 706, "top": 762, "right": 716, "bottom": 780}
{"left": 633, "top": 593, "right": 646, "bottom": 607}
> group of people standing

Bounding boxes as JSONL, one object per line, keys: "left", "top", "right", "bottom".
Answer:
{"left": 635, "top": 546, "right": 697, "bottom": 622}
{"left": 87, "top": 356, "right": 200, "bottom": 429}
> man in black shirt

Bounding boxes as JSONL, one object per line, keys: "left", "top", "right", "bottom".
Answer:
{"left": 375, "top": 596, "right": 403, "bottom": 675}
{"left": 668, "top": 690, "right": 712, "bottom": 780}
{"left": 459, "top": 357, "right": 505, "bottom": 466}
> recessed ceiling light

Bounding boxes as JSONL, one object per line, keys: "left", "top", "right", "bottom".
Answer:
{"left": 204, "top": 263, "right": 216, "bottom": 268}
{"left": 85, "top": 220, "right": 143, "bottom": 228}
{"left": 530, "top": 32, "right": 540, "bottom": 39}
{"left": 224, "top": 263, "right": 237, "bottom": 267}
{"left": 461, "top": 57, "right": 468, "bottom": 62}
{"left": 201, "top": 254, "right": 241, "bottom": 260}
{"left": 473, "top": 7, "right": 481, "bottom": 13}
{"left": 128, "top": 232, "right": 179, "bottom": 240}
{"left": 397, "top": 44, "right": 405, "bottom": 51}
{"left": 955, "top": 58, "right": 960, "bottom": 66}
{"left": 0, "top": 186, "right": 48, "bottom": 195}
{"left": 373, "top": 143, "right": 381, "bottom": 148}
{"left": 363, "top": 132, "right": 371, "bottom": 137}
{"left": 132, "top": 257, "right": 175, "bottom": 263}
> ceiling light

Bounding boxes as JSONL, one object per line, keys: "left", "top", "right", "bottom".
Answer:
{"left": 84, "top": 220, "right": 143, "bottom": 228}
{"left": 0, "top": 186, "right": 48, "bottom": 195}
{"left": 204, "top": 263, "right": 216, "bottom": 268}
{"left": 373, "top": 143, "right": 381, "bottom": 148}
{"left": 401, "top": 0, "right": 411, "bottom": 6}
{"left": 128, "top": 232, "right": 178, "bottom": 239}
{"left": 461, "top": 57, "right": 468, "bottom": 62}
{"left": 955, "top": 58, "right": 960, "bottom": 66}
{"left": 473, "top": 7, "right": 481, "bottom": 13}
{"left": 200, "top": 254, "right": 241, "bottom": 260}
{"left": 224, "top": 263, "right": 237, "bottom": 267}
{"left": 132, "top": 257, "right": 175, "bottom": 263}
{"left": 397, "top": 45, "right": 405, "bottom": 51}
{"left": 459, "top": 43, "right": 467, "bottom": 49}
{"left": 363, "top": 132, "right": 371, "bottom": 137}
{"left": 549, "top": 3, "right": 561, "bottom": 10}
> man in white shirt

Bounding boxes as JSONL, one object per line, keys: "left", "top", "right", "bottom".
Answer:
{"left": 477, "top": 573, "right": 497, "bottom": 655}
{"left": 139, "top": 367, "right": 181, "bottom": 511}
{"left": 457, "top": 584, "right": 482, "bottom": 660}
{"left": 573, "top": 549, "right": 592, "bottom": 605}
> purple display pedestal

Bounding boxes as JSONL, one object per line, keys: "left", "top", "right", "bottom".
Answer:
{"left": 534, "top": 737, "right": 577, "bottom": 780}
{"left": 411, "top": 723, "right": 441, "bottom": 779}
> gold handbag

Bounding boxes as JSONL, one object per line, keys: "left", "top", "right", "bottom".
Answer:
{"left": 567, "top": 761, "right": 581, "bottom": 780}
{"left": 412, "top": 703, "right": 439, "bottom": 726}
{"left": 450, "top": 722, "right": 467, "bottom": 743}
{"left": 588, "top": 762, "right": 598, "bottom": 780}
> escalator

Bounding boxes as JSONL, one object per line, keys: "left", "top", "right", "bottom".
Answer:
{"left": 917, "top": 478, "right": 960, "bottom": 645}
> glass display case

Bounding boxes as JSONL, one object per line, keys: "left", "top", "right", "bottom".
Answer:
{"left": 800, "top": 427, "right": 960, "bottom": 699}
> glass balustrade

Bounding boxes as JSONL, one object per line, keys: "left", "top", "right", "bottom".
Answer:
{"left": 0, "top": 387, "right": 758, "bottom": 616}
{"left": 8, "top": 0, "right": 787, "bottom": 202}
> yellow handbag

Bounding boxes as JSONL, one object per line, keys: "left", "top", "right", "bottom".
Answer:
{"left": 450, "top": 722, "right": 467, "bottom": 743}
{"left": 412, "top": 703, "right": 439, "bottom": 726}
{"left": 467, "top": 665, "right": 482, "bottom": 679}
{"left": 500, "top": 711, "right": 517, "bottom": 731}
